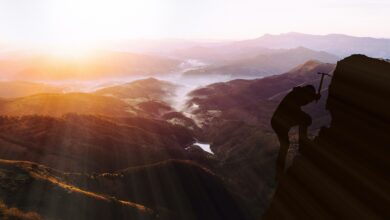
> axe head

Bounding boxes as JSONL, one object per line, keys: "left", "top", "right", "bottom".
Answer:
{"left": 317, "top": 72, "right": 332, "bottom": 77}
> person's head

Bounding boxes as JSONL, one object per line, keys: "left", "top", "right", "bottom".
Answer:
{"left": 294, "top": 85, "right": 317, "bottom": 105}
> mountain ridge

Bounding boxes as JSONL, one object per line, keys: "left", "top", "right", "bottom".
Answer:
{"left": 234, "top": 32, "right": 390, "bottom": 58}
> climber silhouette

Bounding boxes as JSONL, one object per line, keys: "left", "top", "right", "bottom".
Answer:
{"left": 271, "top": 85, "right": 320, "bottom": 181}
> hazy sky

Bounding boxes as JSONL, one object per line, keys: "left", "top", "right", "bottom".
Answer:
{"left": 0, "top": 0, "right": 389, "bottom": 49}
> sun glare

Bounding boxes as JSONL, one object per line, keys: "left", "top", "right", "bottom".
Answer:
{"left": 36, "top": 0, "right": 158, "bottom": 55}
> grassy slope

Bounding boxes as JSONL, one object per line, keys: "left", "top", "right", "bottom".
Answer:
{"left": 0, "top": 159, "right": 158, "bottom": 220}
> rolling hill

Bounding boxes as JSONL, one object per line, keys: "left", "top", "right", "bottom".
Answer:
{"left": 95, "top": 77, "right": 179, "bottom": 102}
{"left": 0, "top": 93, "right": 133, "bottom": 117}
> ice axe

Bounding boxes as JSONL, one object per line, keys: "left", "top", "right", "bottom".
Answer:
{"left": 316, "top": 72, "right": 332, "bottom": 102}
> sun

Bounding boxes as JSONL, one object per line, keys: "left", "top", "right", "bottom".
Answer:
{"left": 44, "top": 40, "right": 97, "bottom": 59}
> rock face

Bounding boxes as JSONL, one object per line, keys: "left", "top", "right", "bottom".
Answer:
{"left": 263, "top": 55, "right": 390, "bottom": 219}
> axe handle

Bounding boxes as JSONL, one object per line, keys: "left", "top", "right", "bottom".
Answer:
{"left": 317, "top": 74, "right": 325, "bottom": 94}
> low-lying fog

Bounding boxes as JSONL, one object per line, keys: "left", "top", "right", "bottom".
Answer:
{"left": 28, "top": 59, "right": 261, "bottom": 111}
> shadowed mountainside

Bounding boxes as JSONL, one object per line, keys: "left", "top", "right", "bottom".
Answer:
{"left": 62, "top": 159, "right": 247, "bottom": 220}
{"left": 0, "top": 159, "right": 246, "bottom": 220}
{"left": 0, "top": 114, "right": 198, "bottom": 172}
{"left": 0, "top": 159, "right": 164, "bottom": 220}
{"left": 263, "top": 55, "right": 390, "bottom": 219}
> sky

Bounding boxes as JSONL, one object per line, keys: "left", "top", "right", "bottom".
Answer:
{"left": 0, "top": 0, "right": 389, "bottom": 50}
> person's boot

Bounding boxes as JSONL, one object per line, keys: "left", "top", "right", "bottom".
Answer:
{"left": 275, "top": 163, "right": 284, "bottom": 182}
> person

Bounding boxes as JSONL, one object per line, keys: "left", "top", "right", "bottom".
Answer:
{"left": 271, "top": 85, "right": 320, "bottom": 181}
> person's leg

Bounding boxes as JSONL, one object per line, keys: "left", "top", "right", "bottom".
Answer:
{"left": 298, "top": 111, "right": 311, "bottom": 149}
{"left": 299, "top": 125, "right": 308, "bottom": 145}
{"left": 275, "top": 131, "right": 289, "bottom": 181}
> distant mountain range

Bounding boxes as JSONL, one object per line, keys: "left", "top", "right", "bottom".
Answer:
{"left": 175, "top": 33, "right": 390, "bottom": 78}
{"left": 113, "top": 33, "right": 390, "bottom": 60}
{"left": 229, "top": 32, "right": 390, "bottom": 59}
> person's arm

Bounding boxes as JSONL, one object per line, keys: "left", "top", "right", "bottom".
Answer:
{"left": 315, "top": 93, "right": 321, "bottom": 101}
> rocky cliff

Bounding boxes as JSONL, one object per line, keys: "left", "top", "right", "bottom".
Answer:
{"left": 263, "top": 55, "right": 390, "bottom": 219}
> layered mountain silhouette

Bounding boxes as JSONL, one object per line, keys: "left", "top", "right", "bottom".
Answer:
{"left": 263, "top": 55, "right": 390, "bottom": 219}
{"left": 183, "top": 47, "right": 337, "bottom": 78}
{"left": 229, "top": 32, "right": 390, "bottom": 58}
{"left": 0, "top": 78, "right": 186, "bottom": 119}
{"left": 107, "top": 34, "right": 390, "bottom": 60}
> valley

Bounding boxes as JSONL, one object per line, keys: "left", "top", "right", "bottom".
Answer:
{"left": 0, "top": 32, "right": 388, "bottom": 220}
